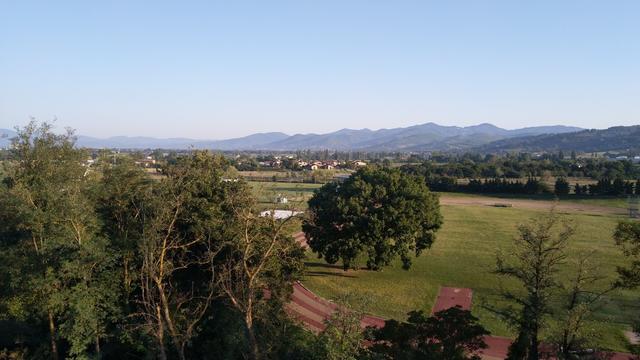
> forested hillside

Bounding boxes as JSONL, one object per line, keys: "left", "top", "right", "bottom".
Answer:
{"left": 478, "top": 126, "right": 640, "bottom": 153}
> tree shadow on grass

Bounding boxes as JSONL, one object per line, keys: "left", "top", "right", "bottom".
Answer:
{"left": 304, "top": 261, "right": 344, "bottom": 270}
{"left": 305, "top": 270, "right": 358, "bottom": 278}
{"left": 304, "top": 261, "right": 373, "bottom": 278}
{"left": 305, "top": 261, "right": 372, "bottom": 271}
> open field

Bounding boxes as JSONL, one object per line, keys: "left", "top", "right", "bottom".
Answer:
{"left": 302, "top": 204, "right": 638, "bottom": 351}
{"left": 439, "top": 194, "right": 628, "bottom": 216}
{"left": 248, "top": 182, "right": 639, "bottom": 350}
{"left": 250, "top": 180, "right": 632, "bottom": 212}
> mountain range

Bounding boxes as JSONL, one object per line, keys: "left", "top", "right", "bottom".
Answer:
{"left": 1, "top": 123, "right": 585, "bottom": 151}
{"left": 476, "top": 125, "right": 640, "bottom": 153}
{"left": 3, "top": 123, "right": 637, "bottom": 153}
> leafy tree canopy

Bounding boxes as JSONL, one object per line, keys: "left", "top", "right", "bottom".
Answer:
{"left": 614, "top": 220, "right": 640, "bottom": 289}
{"left": 367, "top": 307, "right": 490, "bottom": 360}
{"left": 303, "top": 167, "right": 442, "bottom": 271}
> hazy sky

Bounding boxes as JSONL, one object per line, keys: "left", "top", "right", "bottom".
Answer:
{"left": 1, "top": 1, "right": 639, "bottom": 139}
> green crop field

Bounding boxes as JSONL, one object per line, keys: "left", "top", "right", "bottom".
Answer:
{"left": 301, "top": 205, "right": 638, "bottom": 352}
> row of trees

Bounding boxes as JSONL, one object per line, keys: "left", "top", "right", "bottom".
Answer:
{"left": 399, "top": 173, "right": 551, "bottom": 195}
{"left": 572, "top": 178, "right": 640, "bottom": 196}
{"left": 553, "top": 177, "right": 640, "bottom": 196}
{"left": 406, "top": 154, "right": 640, "bottom": 181}
{"left": 402, "top": 162, "right": 640, "bottom": 197}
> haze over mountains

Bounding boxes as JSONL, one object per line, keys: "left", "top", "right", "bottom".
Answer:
{"left": 1, "top": 123, "right": 587, "bottom": 151}
{"left": 3, "top": 123, "right": 638, "bottom": 153}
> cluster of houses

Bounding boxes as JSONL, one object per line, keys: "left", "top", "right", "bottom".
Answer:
{"left": 611, "top": 155, "right": 640, "bottom": 163}
{"left": 258, "top": 158, "right": 367, "bottom": 170}
{"left": 297, "top": 160, "right": 337, "bottom": 170}
{"left": 135, "top": 156, "right": 157, "bottom": 168}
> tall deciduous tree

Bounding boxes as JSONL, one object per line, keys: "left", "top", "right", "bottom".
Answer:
{"left": 96, "top": 158, "right": 151, "bottom": 301}
{"left": 548, "top": 253, "right": 615, "bottom": 359}
{"left": 315, "top": 307, "right": 367, "bottom": 360}
{"left": 613, "top": 220, "right": 640, "bottom": 356}
{"left": 131, "top": 152, "right": 245, "bottom": 360}
{"left": 495, "top": 211, "right": 575, "bottom": 360}
{"left": 0, "top": 121, "right": 118, "bottom": 358}
{"left": 218, "top": 210, "right": 305, "bottom": 360}
{"left": 614, "top": 221, "right": 640, "bottom": 289}
{"left": 303, "top": 167, "right": 442, "bottom": 271}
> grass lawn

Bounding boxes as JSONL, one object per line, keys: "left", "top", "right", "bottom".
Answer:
{"left": 246, "top": 183, "right": 638, "bottom": 350}
{"left": 302, "top": 204, "right": 639, "bottom": 352}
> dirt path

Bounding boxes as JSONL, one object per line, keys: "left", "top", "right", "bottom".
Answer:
{"left": 440, "top": 195, "right": 626, "bottom": 216}
{"left": 431, "top": 286, "right": 473, "bottom": 314}
{"left": 288, "top": 233, "right": 386, "bottom": 332}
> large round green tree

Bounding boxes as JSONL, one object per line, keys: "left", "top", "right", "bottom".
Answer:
{"left": 303, "top": 167, "right": 442, "bottom": 271}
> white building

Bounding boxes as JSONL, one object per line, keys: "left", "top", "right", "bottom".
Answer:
{"left": 259, "top": 210, "right": 303, "bottom": 220}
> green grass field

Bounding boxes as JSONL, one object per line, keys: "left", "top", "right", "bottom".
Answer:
{"left": 302, "top": 205, "right": 638, "bottom": 352}
{"left": 249, "top": 183, "right": 638, "bottom": 351}
{"left": 440, "top": 191, "right": 630, "bottom": 210}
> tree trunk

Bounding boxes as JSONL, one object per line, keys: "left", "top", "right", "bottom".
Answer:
{"left": 245, "top": 314, "right": 260, "bottom": 360}
{"left": 560, "top": 329, "right": 570, "bottom": 359}
{"left": 529, "top": 324, "right": 539, "bottom": 360}
{"left": 157, "top": 282, "right": 186, "bottom": 360}
{"left": 95, "top": 334, "right": 101, "bottom": 357}
{"left": 177, "top": 347, "right": 186, "bottom": 360}
{"left": 156, "top": 305, "right": 168, "bottom": 360}
{"left": 48, "top": 310, "right": 59, "bottom": 360}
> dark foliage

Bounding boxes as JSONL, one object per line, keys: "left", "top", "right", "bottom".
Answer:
{"left": 367, "top": 307, "right": 490, "bottom": 360}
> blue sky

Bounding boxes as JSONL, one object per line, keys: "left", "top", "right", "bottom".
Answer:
{"left": 1, "top": 1, "right": 638, "bottom": 139}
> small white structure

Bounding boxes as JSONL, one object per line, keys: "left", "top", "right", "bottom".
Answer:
{"left": 259, "top": 210, "right": 303, "bottom": 220}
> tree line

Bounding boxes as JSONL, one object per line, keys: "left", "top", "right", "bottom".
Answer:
{"left": 427, "top": 152, "right": 640, "bottom": 180}
{"left": 402, "top": 162, "right": 640, "bottom": 197}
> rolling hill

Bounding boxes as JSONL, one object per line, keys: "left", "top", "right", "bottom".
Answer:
{"left": 476, "top": 125, "right": 640, "bottom": 153}
{"left": 75, "top": 132, "right": 289, "bottom": 150}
